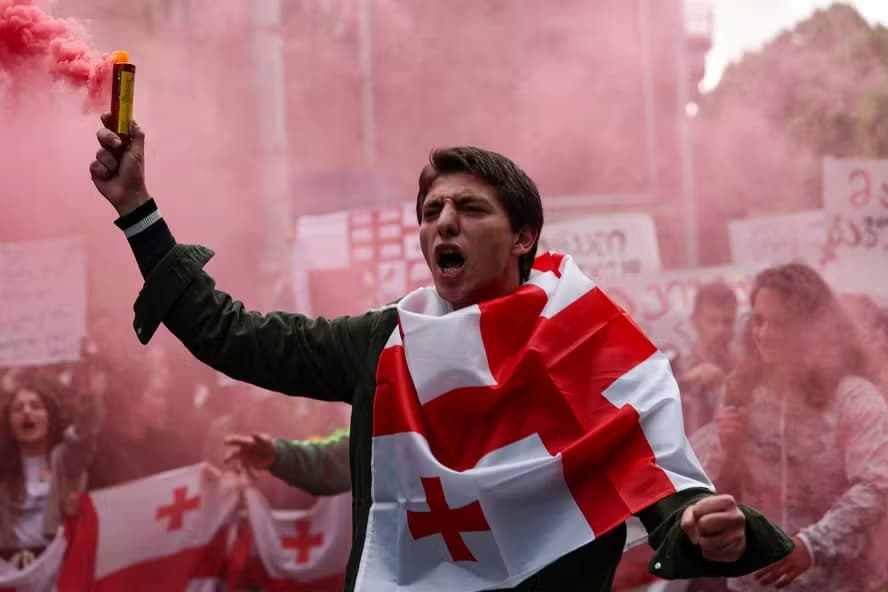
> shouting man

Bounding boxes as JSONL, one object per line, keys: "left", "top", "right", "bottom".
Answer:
{"left": 89, "top": 116, "right": 792, "bottom": 591}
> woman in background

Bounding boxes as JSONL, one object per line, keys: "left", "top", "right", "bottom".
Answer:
{"left": 0, "top": 367, "right": 103, "bottom": 569}
{"left": 695, "top": 263, "right": 888, "bottom": 591}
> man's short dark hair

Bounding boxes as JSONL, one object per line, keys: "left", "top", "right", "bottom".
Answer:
{"left": 416, "top": 147, "right": 544, "bottom": 283}
{"left": 693, "top": 282, "right": 738, "bottom": 317}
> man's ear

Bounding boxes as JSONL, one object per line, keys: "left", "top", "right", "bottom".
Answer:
{"left": 512, "top": 226, "right": 538, "bottom": 257}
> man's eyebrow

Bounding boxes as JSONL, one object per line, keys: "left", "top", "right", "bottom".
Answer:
{"left": 425, "top": 193, "right": 486, "bottom": 204}
{"left": 455, "top": 194, "right": 486, "bottom": 203}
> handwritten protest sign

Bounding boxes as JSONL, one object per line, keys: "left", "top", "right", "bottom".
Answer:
{"left": 0, "top": 237, "right": 87, "bottom": 367}
{"left": 601, "top": 264, "right": 760, "bottom": 358}
{"left": 821, "top": 158, "right": 888, "bottom": 298}
{"left": 293, "top": 203, "right": 430, "bottom": 315}
{"left": 729, "top": 210, "right": 827, "bottom": 267}
{"left": 538, "top": 213, "right": 661, "bottom": 279}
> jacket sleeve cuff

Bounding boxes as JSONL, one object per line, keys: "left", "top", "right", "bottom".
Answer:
{"left": 114, "top": 198, "right": 176, "bottom": 277}
{"left": 132, "top": 244, "right": 215, "bottom": 344}
{"left": 648, "top": 503, "right": 795, "bottom": 579}
{"left": 795, "top": 531, "right": 816, "bottom": 567}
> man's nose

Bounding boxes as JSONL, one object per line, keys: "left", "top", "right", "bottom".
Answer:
{"left": 436, "top": 202, "right": 460, "bottom": 236}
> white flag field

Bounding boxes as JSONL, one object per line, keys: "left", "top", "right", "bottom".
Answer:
{"left": 234, "top": 489, "right": 352, "bottom": 591}
{"left": 0, "top": 464, "right": 356, "bottom": 592}
{"left": 355, "top": 253, "right": 711, "bottom": 591}
{"left": 58, "top": 463, "right": 240, "bottom": 592}
{"left": 0, "top": 460, "right": 669, "bottom": 590}
{"left": 0, "top": 528, "right": 67, "bottom": 592}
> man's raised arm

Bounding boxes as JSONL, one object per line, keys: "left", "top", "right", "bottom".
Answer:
{"left": 89, "top": 115, "right": 383, "bottom": 403}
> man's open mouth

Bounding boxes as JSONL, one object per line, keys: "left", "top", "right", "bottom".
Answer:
{"left": 436, "top": 247, "right": 465, "bottom": 275}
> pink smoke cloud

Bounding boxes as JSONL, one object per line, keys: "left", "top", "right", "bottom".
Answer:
{"left": 0, "top": 0, "right": 113, "bottom": 107}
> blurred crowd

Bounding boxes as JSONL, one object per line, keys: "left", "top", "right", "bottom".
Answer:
{"left": 0, "top": 318, "right": 349, "bottom": 563}
{"left": 618, "top": 263, "right": 888, "bottom": 591}
{"left": 2, "top": 262, "right": 888, "bottom": 590}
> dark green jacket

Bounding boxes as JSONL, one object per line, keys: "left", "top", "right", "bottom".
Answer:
{"left": 271, "top": 428, "right": 351, "bottom": 496}
{"left": 132, "top": 244, "right": 793, "bottom": 591}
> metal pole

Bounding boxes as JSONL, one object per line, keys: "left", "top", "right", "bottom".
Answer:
{"left": 358, "top": 0, "right": 377, "bottom": 166}
{"left": 253, "top": 0, "right": 293, "bottom": 303}
{"left": 675, "top": 0, "right": 700, "bottom": 267}
{"left": 638, "top": 0, "right": 659, "bottom": 194}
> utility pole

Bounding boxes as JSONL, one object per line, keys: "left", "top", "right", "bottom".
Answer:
{"left": 252, "top": 0, "right": 293, "bottom": 305}
{"left": 357, "top": 0, "right": 377, "bottom": 166}
{"left": 637, "top": 0, "right": 660, "bottom": 200}
{"left": 675, "top": 0, "right": 700, "bottom": 267}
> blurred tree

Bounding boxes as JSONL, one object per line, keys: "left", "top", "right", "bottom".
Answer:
{"left": 693, "top": 3, "right": 888, "bottom": 264}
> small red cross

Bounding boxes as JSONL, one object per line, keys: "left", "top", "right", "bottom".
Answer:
{"left": 281, "top": 520, "right": 324, "bottom": 564}
{"left": 155, "top": 486, "right": 201, "bottom": 531}
{"left": 406, "top": 477, "right": 491, "bottom": 562}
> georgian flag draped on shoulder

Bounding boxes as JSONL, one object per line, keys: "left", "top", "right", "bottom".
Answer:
{"left": 229, "top": 488, "right": 351, "bottom": 591}
{"left": 0, "top": 526, "right": 66, "bottom": 592}
{"left": 355, "top": 252, "right": 712, "bottom": 591}
{"left": 57, "top": 464, "right": 240, "bottom": 592}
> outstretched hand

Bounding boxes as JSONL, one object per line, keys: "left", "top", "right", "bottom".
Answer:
{"left": 754, "top": 535, "right": 811, "bottom": 588}
{"left": 89, "top": 113, "right": 151, "bottom": 216}
{"left": 223, "top": 433, "right": 278, "bottom": 471}
{"left": 681, "top": 494, "right": 747, "bottom": 562}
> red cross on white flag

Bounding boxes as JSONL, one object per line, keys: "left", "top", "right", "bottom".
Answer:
{"left": 407, "top": 477, "right": 491, "bottom": 562}
{"left": 281, "top": 520, "right": 325, "bottom": 564}
{"left": 58, "top": 464, "right": 240, "bottom": 591}
{"left": 156, "top": 486, "right": 201, "bottom": 531}
{"left": 354, "top": 253, "right": 713, "bottom": 591}
{"left": 240, "top": 488, "right": 351, "bottom": 591}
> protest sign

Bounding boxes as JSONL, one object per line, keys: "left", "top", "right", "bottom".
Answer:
{"left": 0, "top": 237, "right": 86, "bottom": 367}
{"left": 538, "top": 213, "right": 660, "bottom": 279}
{"left": 822, "top": 157, "right": 888, "bottom": 299}
{"left": 729, "top": 210, "right": 826, "bottom": 267}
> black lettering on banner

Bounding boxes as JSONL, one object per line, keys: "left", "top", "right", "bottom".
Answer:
{"left": 824, "top": 214, "right": 888, "bottom": 261}
{"left": 622, "top": 259, "right": 642, "bottom": 274}
{"left": 606, "top": 230, "right": 628, "bottom": 255}
{"left": 861, "top": 216, "right": 879, "bottom": 249}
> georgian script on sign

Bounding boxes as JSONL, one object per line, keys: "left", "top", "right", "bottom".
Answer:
{"left": 822, "top": 158, "right": 888, "bottom": 299}
{"left": 728, "top": 210, "right": 827, "bottom": 267}
{"left": 538, "top": 213, "right": 661, "bottom": 280}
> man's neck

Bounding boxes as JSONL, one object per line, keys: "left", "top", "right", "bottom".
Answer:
{"left": 449, "top": 276, "right": 522, "bottom": 310}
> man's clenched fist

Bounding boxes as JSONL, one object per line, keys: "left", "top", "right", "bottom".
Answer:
{"left": 681, "top": 494, "right": 747, "bottom": 562}
{"left": 90, "top": 113, "right": 151, "bottom": 216}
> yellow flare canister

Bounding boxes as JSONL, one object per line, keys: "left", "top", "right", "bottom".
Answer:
{"left": 110, "top": 50, "right": 135, "bottom": 140}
